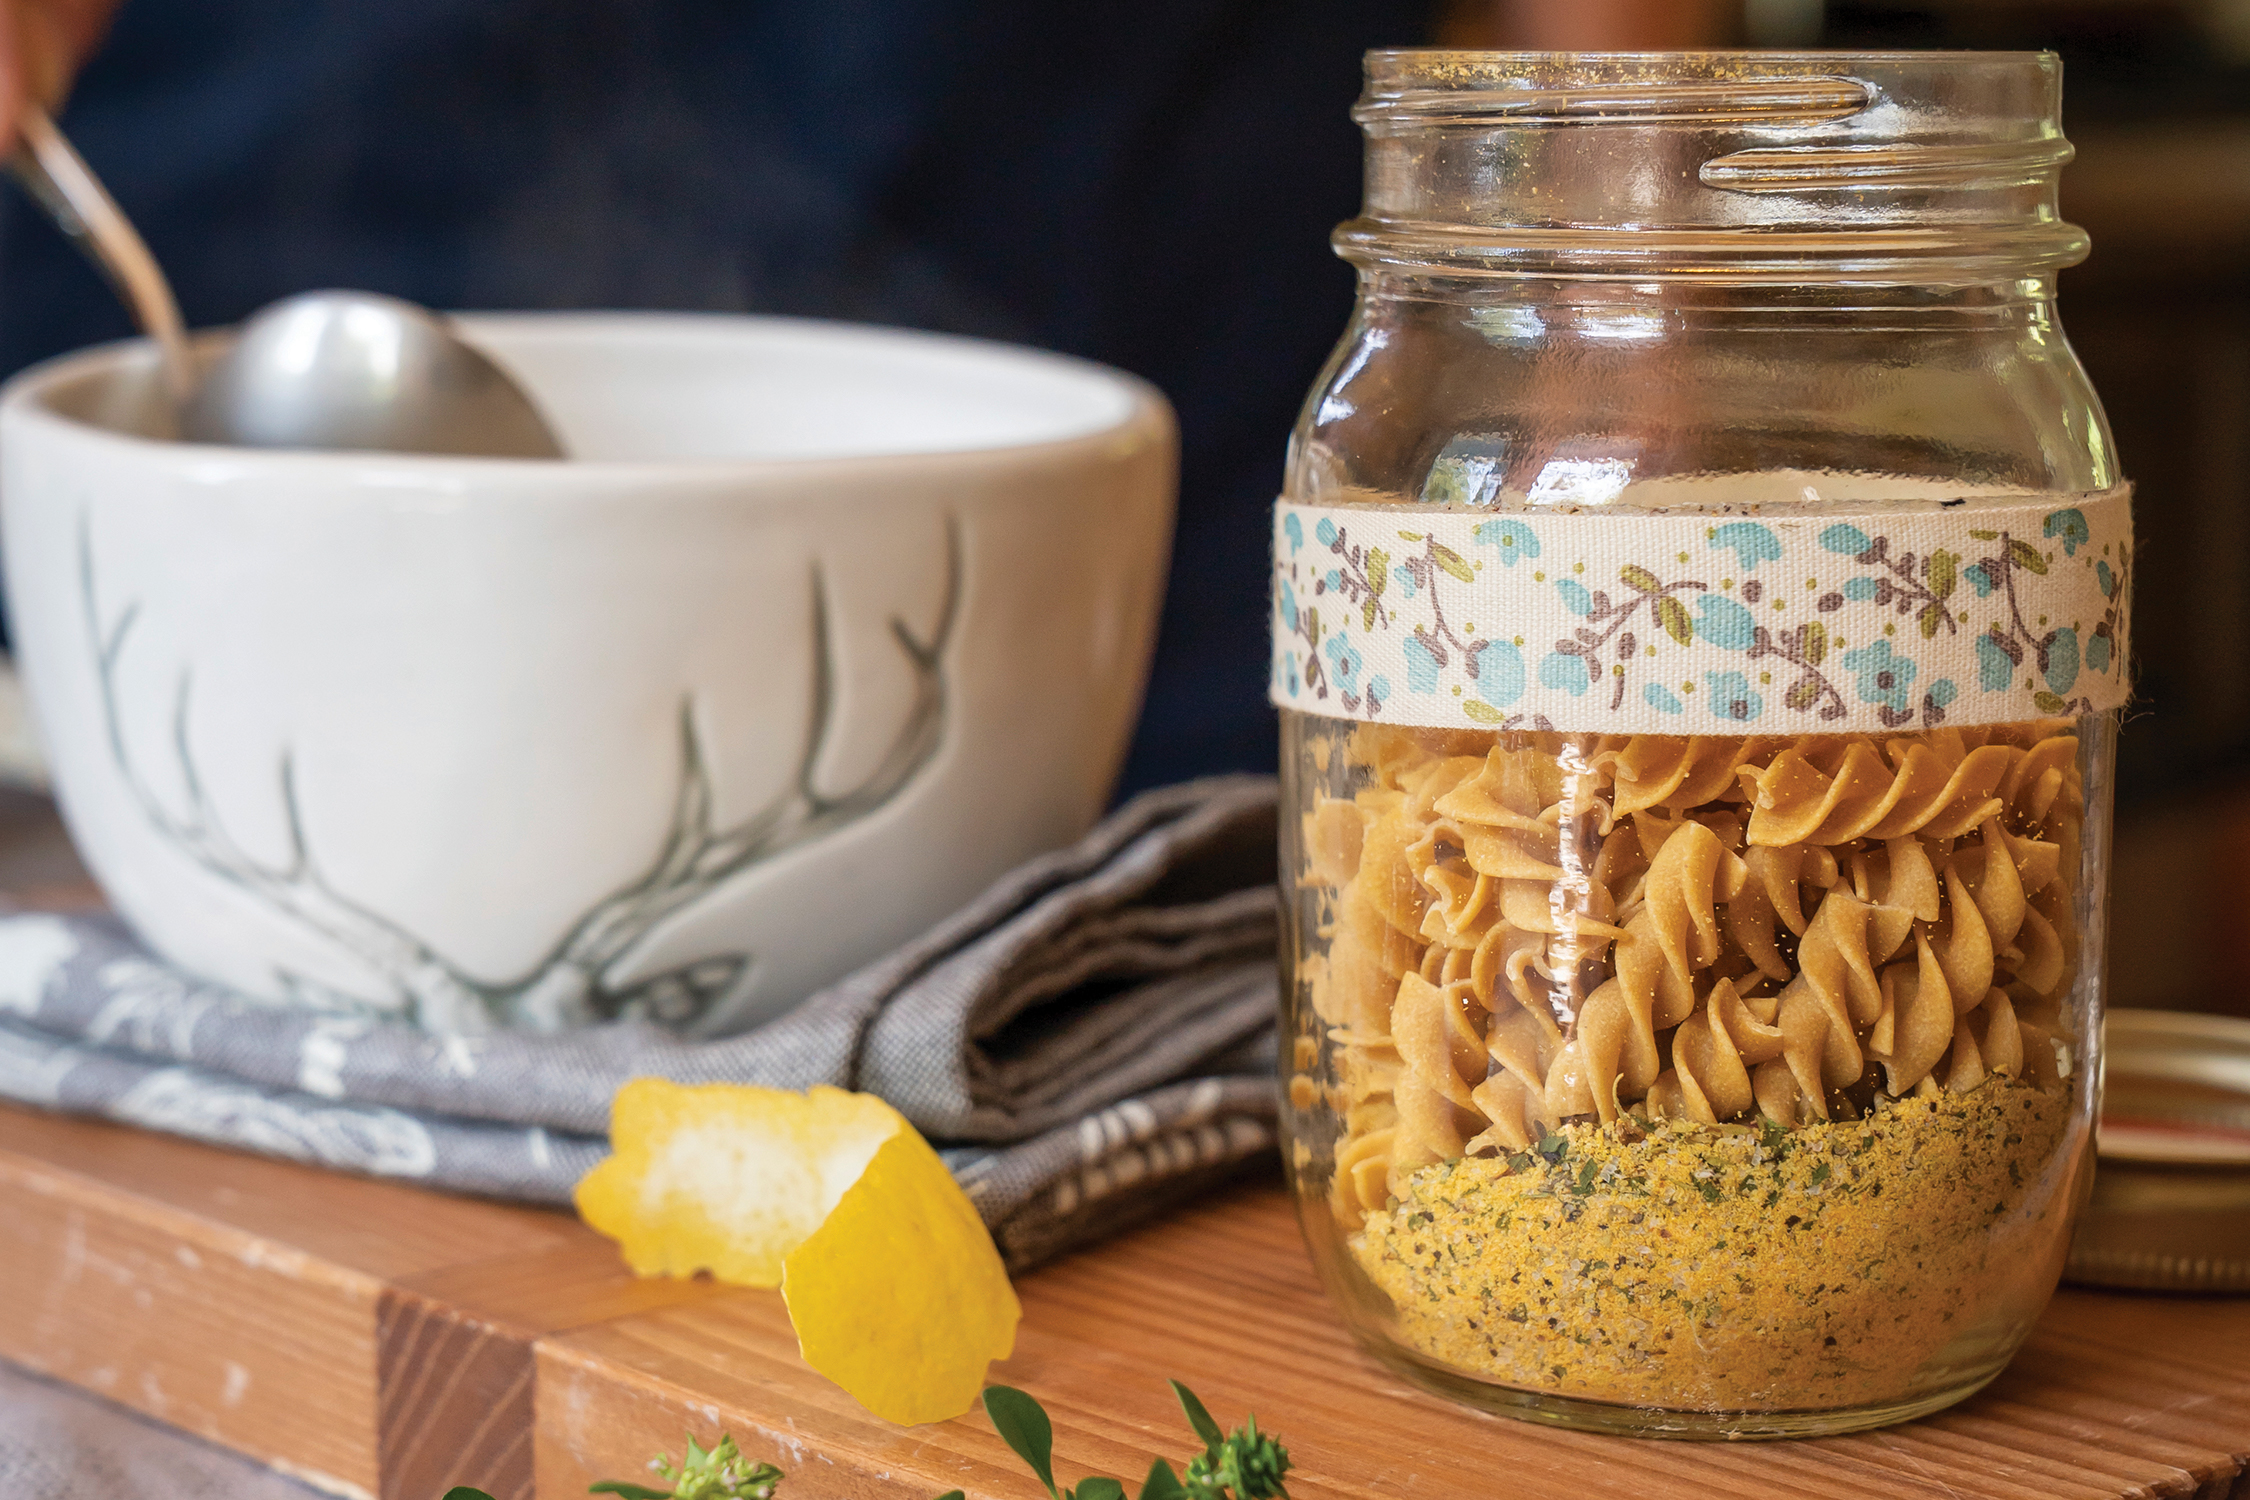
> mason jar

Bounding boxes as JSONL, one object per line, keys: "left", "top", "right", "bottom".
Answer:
{"left": 1275, "top": 51, "right": 2130, "bottom": 1439}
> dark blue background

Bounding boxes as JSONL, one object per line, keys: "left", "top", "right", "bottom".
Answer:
{"left": 0, "top": 0, "right": 1434, "bottom": 791}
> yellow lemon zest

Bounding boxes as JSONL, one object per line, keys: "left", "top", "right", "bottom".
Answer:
{"left": 574, "top": 1078, "right": 1019, "bottom": 1425}
{"left": 784, "top": 1126, "right": 1021, "bottom": 1426}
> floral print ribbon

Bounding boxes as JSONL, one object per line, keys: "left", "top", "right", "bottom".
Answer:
{"left": 1270, "top": 488, "right": 2132, "bottom": 734}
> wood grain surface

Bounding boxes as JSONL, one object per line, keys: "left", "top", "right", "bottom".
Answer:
{"left": 2, "top": 1101, "right": 2245, "bottom": 1500}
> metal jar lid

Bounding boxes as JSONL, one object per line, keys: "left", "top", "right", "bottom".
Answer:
{"left": 2066, "top": 1008, "right": 2250, "bottom": 1292}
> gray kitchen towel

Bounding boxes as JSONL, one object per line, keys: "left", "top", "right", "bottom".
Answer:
{"left": 0, "top": 775, "right": 1282, "bottom": 1267}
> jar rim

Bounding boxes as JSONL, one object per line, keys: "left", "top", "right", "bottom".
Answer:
{"left": 1345, "top": 48, "right": 2084, "bottom": 285}
{"left": 1363, "top": 47, "right": 2062, "bottom": 65}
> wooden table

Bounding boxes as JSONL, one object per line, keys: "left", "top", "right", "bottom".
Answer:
{"left": 2, "top": 1101, "right": 2245, "bottom": 1500}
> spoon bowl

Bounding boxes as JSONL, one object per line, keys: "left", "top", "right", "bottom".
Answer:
{"left": 182, "top": 291, "right": 564, "bottom": 457}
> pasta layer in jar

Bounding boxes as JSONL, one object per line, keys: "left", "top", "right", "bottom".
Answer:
{"left": 1293, "top": 722, "right": 2086, "bottom": 1410}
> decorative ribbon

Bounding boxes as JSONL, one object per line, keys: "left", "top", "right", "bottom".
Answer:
{"left": 1270, "top": 488, "right": 2131, "bottom": 734}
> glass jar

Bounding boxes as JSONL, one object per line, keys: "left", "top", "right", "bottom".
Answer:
{"left": 1275, "top": 51, "right": 2131, "bottom": 1439}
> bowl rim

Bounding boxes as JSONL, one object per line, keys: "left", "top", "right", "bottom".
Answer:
{"left": 0, "top": 309, "right": 1176, "bottom": 482}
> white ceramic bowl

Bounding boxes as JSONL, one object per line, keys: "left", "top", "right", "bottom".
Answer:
{"left": 0, "top": 313, "right": 1175, "bottom": 1036}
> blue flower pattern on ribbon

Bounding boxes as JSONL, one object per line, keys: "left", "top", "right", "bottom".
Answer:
{"left": 1539, "top": 650, "right": 1591, "bottom": 696}
{"left": 1706, "top": 671, "right": 1764, "bottom": 723}
{"left": 1403, "top": 634, "right": 1441, "bottom": 694}
{"left": 1644, "top": 682, "right": 1684, "bottom": 715}
{"left": 2043, "top": 627, "right": 2079, "bottom": 694}
{"left": 1692, "top": 594, "right": 1755, "bottom": 651}
{"left": 1840, "top": 639, "right": 1917, "bottom": 714}
{"left": 1819, "top": 524, "right": 1873, "bottom": 556}
{"left": 1477, "top": 641, "right": 1527, "bottom": 707}
{"left": 1472, "top": 519, "right": 1540, "bottom": 567}
{"left": 1323, "top": 631, "right": 1361, "bottom": 692}
{"left": 1708, "top": 522, "right": 1782, "bottom": 572}
{"left": 1977, "top": 632, "right": 2015, "bottom": 691}
{"left": 2045, "top": 508, "right": 2090, "bottom": 557}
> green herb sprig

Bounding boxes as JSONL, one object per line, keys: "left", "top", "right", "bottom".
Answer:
{"left": 603, "top": 1435, "right": 783, "bottom": 1500}
{"left": 443, "top": 1432, "right": 782, "bottom": 1500}
{"left": 939, "top": 1380, "right": 1289, "bottom": 1500}
{"left": 442, "top": 1379, "right": 1285, "bottom": 1500}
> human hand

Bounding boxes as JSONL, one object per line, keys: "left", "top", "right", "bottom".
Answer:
{"left": 0, "top": 0, "right": 116, "bottom": 151}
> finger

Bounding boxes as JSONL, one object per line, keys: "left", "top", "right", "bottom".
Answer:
{"left": 0, "top": 1, "right": 24, "bottom": 156}
{"left": 48, "top": 0, "right": 117, "bottom": 69}
{"left": 3, "top": 0, "right": 118, "bottom": 139}
{"left": 15, "top": 0, "right": 73, "bottom": 106}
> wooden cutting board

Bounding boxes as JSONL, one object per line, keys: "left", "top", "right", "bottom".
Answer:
{"left": 1, "top": 1101, "right": 2246, "bottom": 1500}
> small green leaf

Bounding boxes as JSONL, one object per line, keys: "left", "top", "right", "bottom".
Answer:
{"left": 1801, "top": 620, "right": 1826, "bottom": 666}
{"left": 1361, "top": 596, "right": 1377, "bottom": 631}
{"left": 446, "top": 1490, "right": 501, "bottom": 1500}
{"left": 1618, "top": 564, "right": 1662, "bottom": 594}
{"left": 2033, "top": 690, "right": 2068, "bottom": 713}
{"left": 1431, "top": 543, "right": 1475, "bottom": 583}
{"left": 934, "top": 1493, "right": 967, "bottom": 1500}
{"left": 1785, "top": 676, "right": 1824, "bottom": 712}
{"left": 1366, "top": 547, "right": 1389, "bottom": 596}
{"left": 1138, "top": 1459, "right": 1191, "bottom": 1500}
{"left": 983, "top": 1386, "right": 1059, "bottom": 1498}
{"left": 2007, "top": 539, "right": 2049, "bottom": 575}
{"left": 1968, "top": 528, "right": 1999, "bottom": 540}
{"left": 1462, "top": 700, "right": 1505, "bottom": 724}
{"left": 684, "top": 1437, "right": 707, "bottom": 1470}
{"left": 587, "top": 1485, "right": 671, "bottom": 1500}
{"left": 1170, "top": 1380, "right": 1226, "bottom": 1450}
{"left": 1655, "top": 594, "right": 1692, "bottom": 647}
{"left": 1917, "top": 602, "right": 1942, "bottom": 639}
{"left": 1075, "top": 1479, "right": 1128, "bottom": 1500}
{"left": 1927, "top": 548, "right": 1958, "bottom": 600}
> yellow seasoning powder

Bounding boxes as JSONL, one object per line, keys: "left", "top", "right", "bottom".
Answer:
{"left": 1354, "top": 1080, "right": 2074, "bottom": 1411}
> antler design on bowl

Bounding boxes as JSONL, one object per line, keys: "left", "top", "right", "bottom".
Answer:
{"left": 78, "top": 514, "right": 962, "bottom": 1035}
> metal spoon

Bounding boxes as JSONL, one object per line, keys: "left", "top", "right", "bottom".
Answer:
{"left": 8, "top": 105, "right": 564, "bottom": 458}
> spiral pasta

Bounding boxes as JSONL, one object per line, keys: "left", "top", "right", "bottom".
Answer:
{"left": 1299, "top": 720, "right": 2081, "bottom": 1227}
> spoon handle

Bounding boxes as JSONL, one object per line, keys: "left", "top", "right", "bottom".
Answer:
{"left": 9, "top": 105, "right": 192, "bottom": 403}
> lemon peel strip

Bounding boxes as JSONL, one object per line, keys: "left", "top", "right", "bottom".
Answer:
{"left": 574, "top": 1077, "right": 1020, "bottom": 1425}
{"left": 784, "top": 1124, "right": 1022, "bottom": 1426}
